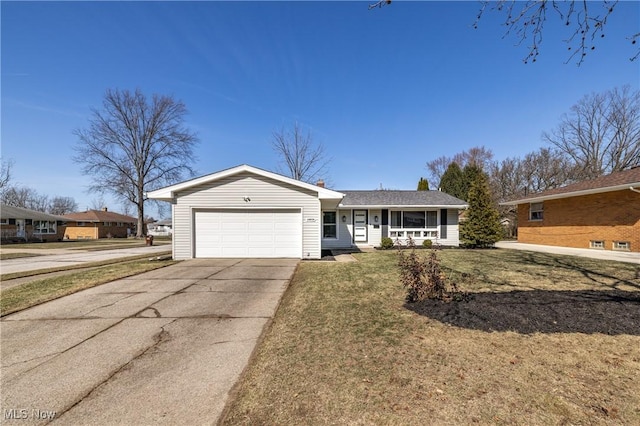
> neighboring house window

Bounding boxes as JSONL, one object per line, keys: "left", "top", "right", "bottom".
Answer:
{"left": 0, "top": 218, "right": 8, "bottom": 225}
{"left": 529, "top": 202, "right": 544, "bottom": 221}
{"left": 33, "top": 220, "right": 56, "bottom": 234}
{"left": 77, "top": 222, "right": 86, "bottom": 226}
{"left": 323, "top": 211, "right": 337, "bottom": 239}
{"left": 613, "top": 241, "right": 630, "bottom": 251}
{"left": 117, "top": 222, "right": 125, "bottom": 227}
{"left": 590, "top": 240, "right": 604, "bottom": 249}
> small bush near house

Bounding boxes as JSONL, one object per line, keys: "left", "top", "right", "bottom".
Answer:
{"left": 379, "top": 237, "right": 394, "bottom": 250}
{"left": 398, "top": 238, "right": 460, "bottom": 303}
{"left": 422, "top": 239, "right": 433, "bottom": 248}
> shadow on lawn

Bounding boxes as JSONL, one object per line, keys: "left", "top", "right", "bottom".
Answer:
{"left": 406, "top": 289, "right": 640, "bottom": 335}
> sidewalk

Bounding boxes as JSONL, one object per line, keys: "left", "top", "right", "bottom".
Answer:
{"left": 495, "top": 241, "right": 640, "bottom": 264}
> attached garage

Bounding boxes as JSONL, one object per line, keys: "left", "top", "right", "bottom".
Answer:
{"left": 194, "top": 209, "right": 302, "bottom": 258}
{"left": 147, "top": 165, "right": 345, "bottom": 260}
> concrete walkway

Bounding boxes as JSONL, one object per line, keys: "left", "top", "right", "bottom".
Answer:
{"left": 1, "top": 258, "right": 298, "bottom": 425}
{"left": 0, "top": 244, "right": 171, "bottom": 275}
{"left": 495, "top": 241, "right": 640, "bottom": 264}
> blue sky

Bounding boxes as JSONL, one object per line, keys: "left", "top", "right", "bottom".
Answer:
{"left": 2, "top": 1, "right": 638, "bottom": 217}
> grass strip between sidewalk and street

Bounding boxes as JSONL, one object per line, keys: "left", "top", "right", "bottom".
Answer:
{"left": 0, "top": 253, "right": 43, "bottom": 260}
{"left": 1, "top": 258, "right": 178, "bottom": 316}
{"left": 222, "top": 249, "right": 640, "bottom": 425}
{"left": 0, "top": 251, "right": 172, "bottom": 281}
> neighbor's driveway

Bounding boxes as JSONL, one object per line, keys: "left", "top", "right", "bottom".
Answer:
{"left": 1, "top": 258, "right": 298, "bottom": 425}
{"left": 495, "top": 241, "right": 640, "bottom": 264}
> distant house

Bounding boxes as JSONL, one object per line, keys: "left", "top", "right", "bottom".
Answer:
{"left": 502, "top": 168, "right": 640, "bottom": 253}
{"left": 0, "top": 204, "right": 67, "bottom": 242}
{"left": 62, "top": 208, "right": 137, "bottom": 239}
{"left": 148, "top": 219, "right": 172, "bottom": 236}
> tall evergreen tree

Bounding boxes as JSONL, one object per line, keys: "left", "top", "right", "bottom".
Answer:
{"left": 417, "top": 177, "right": 429, "bottom": 191}
{"left": 439, "top": 162, "right": 465, "bottom": 199}
{"left": 460, "top": 172, "right": 503, "bottom": 248}
{"left": 461, "top": 163, "right": 484, "bottom": 201}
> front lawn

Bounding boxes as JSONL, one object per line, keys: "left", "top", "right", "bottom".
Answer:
{"left": 222, "top": 249, "right": 640, "bottom": 425}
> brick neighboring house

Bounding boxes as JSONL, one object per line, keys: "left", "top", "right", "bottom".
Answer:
{"left": 62, "top": 208, "right": 137, "bottom": 239}
{"left": 0, "top": 204, "right": 68, "bottom": 242}
{"left": 502, "top": 167, "right": 640, "bottom": 253}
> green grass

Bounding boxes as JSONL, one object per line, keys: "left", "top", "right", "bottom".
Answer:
{"left": 222, "top": 249, "right": 640, "bottom": 425}
{"left": 1, "top": 238, "right": 171, "bottom": 251}
{"left": 0, "top": 258, "right": 178, "bottom": 316}
{"left": 0, "top": 252, "right": 43, "bottom": 260}
{"left": 0, "top": 251, "right": 172, "bottom": 281}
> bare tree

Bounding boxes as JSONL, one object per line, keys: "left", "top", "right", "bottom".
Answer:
{"left": 519, "top": 147, "right": 576, "bottom": 193}
{"left": 0, "top": 158, "right": 13, "bottom": 193}
{"left": 74, "top": 89, "right": 198, "bottom": 237}
{"left": 543, "top": 86, "right": 640, "bottom": 179}
{"left": 1, "top": 186, "right": 49, "bottom": 211}
{"left": 48, "top": 196, "right": 78, "bottom": 215}
{"left": 370, "top": 1, "right": 639, "bottom": 65}
{"left": 90, "top": 196, "right": 107, "bottom": 211}
{"left": 426, "top": 146, "right": 493, "bottom": 188}
{"left": 271, "top": 122, "right": 330, "bottom": 183}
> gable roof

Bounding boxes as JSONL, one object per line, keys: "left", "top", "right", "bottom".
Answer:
{"left": 146, "top": 164, "right": 345, "bottom": 201}
{"left": 62, "top": 209, "right": 137, "bottom": 223}
{"left": 339, "top": 190, "right": 467, "bottom": 208}
{"left": 1, "top": 204, "right": 68, "bottom": 222}
{"left": 502, "top": 167, "right": 640, "bottom": 205}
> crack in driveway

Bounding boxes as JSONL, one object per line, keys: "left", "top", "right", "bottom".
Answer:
{"left": 82, "top": 293, "right": 140, "bottom": 316}
{"left": 53, "top": 319, "right": 178, "bottom": 422}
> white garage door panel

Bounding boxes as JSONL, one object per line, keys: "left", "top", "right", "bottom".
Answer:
{"left": 195, "top": 210, "right": 301, "bottom": 258}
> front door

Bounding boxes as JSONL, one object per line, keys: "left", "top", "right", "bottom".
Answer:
{"left": 16, "top": 219, "right": 26, "bottom": 239}
{"left": 354, "top": 210, "right": 367, "bottom": 243}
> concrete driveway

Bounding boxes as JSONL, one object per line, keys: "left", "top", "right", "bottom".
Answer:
{"left": 1, "top": 258, "right": 298, "bottom": 425}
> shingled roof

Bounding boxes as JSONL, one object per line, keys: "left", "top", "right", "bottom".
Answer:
{"left": 338, "top": 190, "right": 467, "bottom": 208}
{"left": 62, "top": 209, "right": 137, "bottom": 223}
{"left": 1, "top": 204, "right": 68, "bottom": 222}
{"left": 502, "top": 167, "right": 640, "bottom": 205}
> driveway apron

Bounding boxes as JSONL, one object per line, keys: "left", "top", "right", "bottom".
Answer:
{"left": 1, "top": 258, "right": 298, "bottom": 425}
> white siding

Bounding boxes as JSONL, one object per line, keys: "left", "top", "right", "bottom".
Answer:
{"left": 321, "top": 209, "right": 354, "bottom": 249}
{"left": 172, "top": 173, "right": 321, "bottom": 259}
{"left": 440, "top": 209, "right": 461, "bottom": 247}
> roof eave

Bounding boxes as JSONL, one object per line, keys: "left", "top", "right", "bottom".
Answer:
{"left": 146, "top": 164, "right": 344, "bottom": 201}
{"left": 338, "top": 204, "right": 468, "bottom": 209}
{"left": 501, "top": 182, "right": 640, "bottom": 205}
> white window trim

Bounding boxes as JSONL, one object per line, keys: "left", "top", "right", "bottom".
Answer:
{"left": 322, "top": 210, "right": 338, "bottom": 240}
{"left": 33, "top": 220, "right": 57, "bottom": 234}
{"left": 613, "top": 241, "right": 630, "bottom": 251}
{"left": 0, "top": 218, "right": 8, "bottom": 225}
{"left": 590, "top": 240, "right": 605, "bottom": 249}
{"left": 389, "top": 210, "right": 439, "bottom": 240}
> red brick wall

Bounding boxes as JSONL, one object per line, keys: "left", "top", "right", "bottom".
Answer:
{"left": 517, "top": 189, "right": 640, "bottom": 252}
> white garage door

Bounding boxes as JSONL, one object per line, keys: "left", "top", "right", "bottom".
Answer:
{"left": 194, "top": 209, "right": 302, "bottom": 258}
